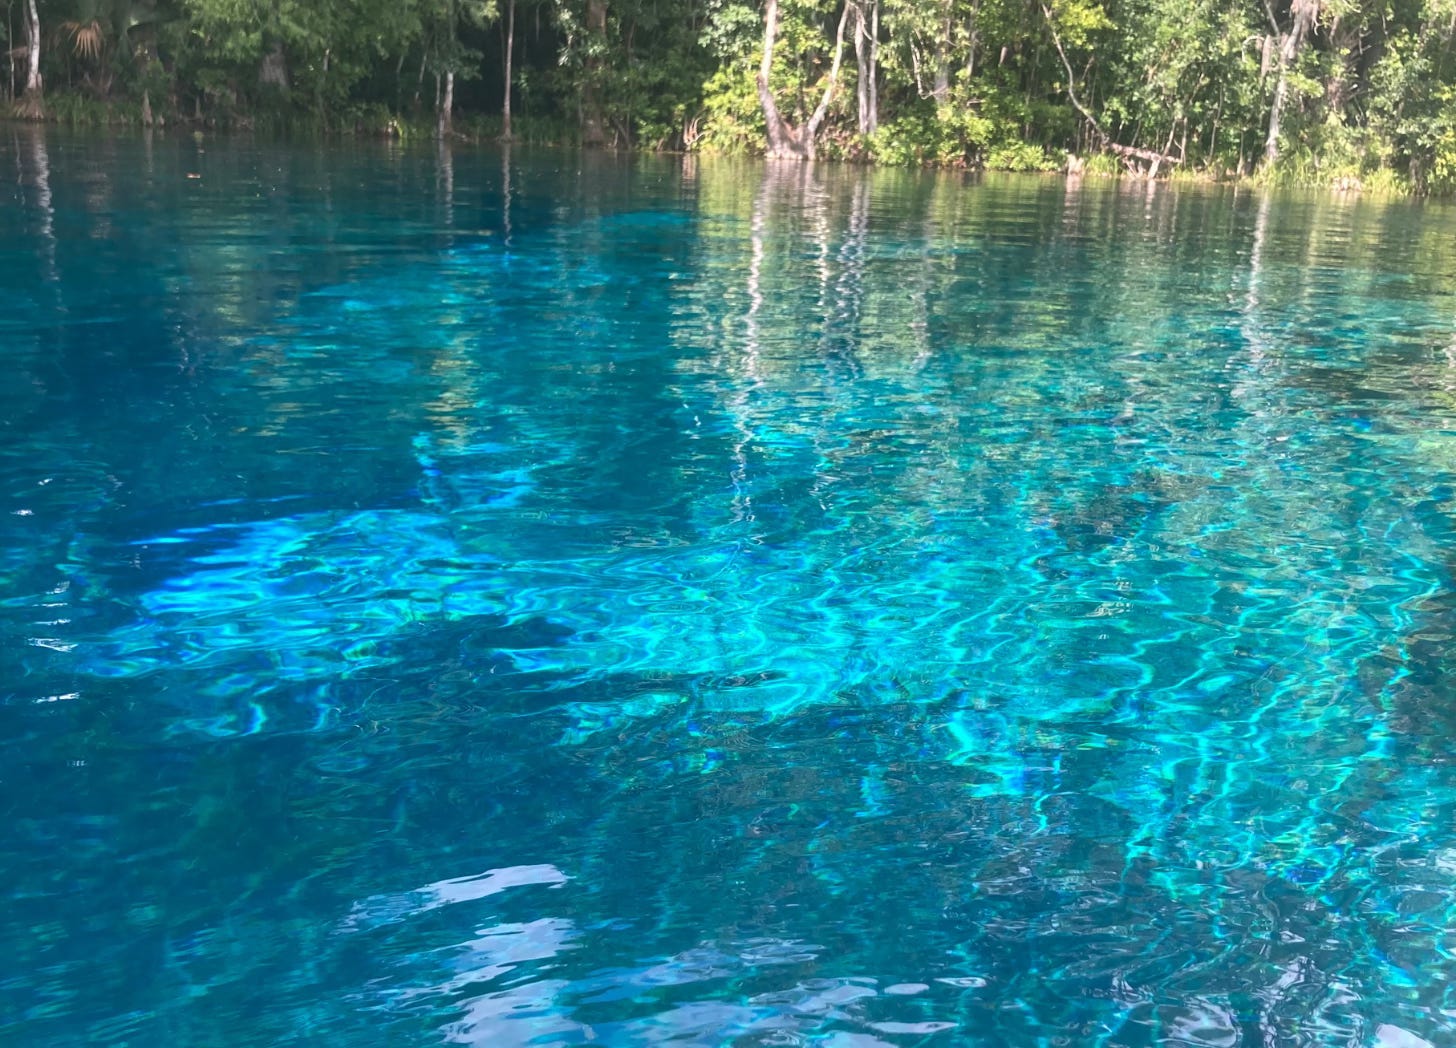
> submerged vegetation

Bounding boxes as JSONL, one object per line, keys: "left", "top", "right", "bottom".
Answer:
{"left": 6, "top": 0, "right": 1456, "bottom": 190}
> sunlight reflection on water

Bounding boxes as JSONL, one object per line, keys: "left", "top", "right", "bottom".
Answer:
{"left": 4, "top": 132, "right": 1456, "bottom": 1045}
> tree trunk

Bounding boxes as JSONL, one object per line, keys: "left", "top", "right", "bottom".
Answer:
{"left": 854, "top": 3, "right": 869, "bottom": 135}
{"left": 758, "top": 0, "right": 850, "bottom": 160}
{"left": 18, "top": 0, "right": 42, "bottom": 118}
{"left": 758, "top": 0, "right": 803, "bottom": 157}
{"left": 966, "top": 0, "right": 980, "bottom": 79}
{"left": 437, "top": 70, "right": 454, "bottom": 138}
{"left": 1263, "top": 0, "right": 1317, "bottom": 167}
{"left": 501, "top": 0, "right": 515, "bottom": 140}
{"left": 1323, "top": 15, "right": 1357, "bottom": 113}
{"left": 581, "top": 0, "right": 607, "bottom": 146}
{"left": 932, "top": 66, "right": 949, "bottom": 103}
{"left": 1264, "top": 65, "right": 1291, "bottom": 166}
{"left": 259, "top": 38, "right": 290, "bottom": 93}
{"left": 932, "top": 0, "right": 951, "bottom": 102}
{"left": 861, "top": 0, "right": 873, "bottom": 133}
{"left": 852, "top": 0, "right": 878, "bottom": 136}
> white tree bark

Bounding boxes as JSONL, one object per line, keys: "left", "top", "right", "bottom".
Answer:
{"left": 438, "top": 70, "right": 455, "bottom": 138}
{"left": 758, "top": 0, "right": 850, "bottom": 160}
{"left": 20, "top": 0, "right": 43, "bottom": 116}
{"left": 853, "top": 0, "right": 879, "bottom": 136}
{"left": 501, "top": 0, "right": 515, "bottom": 140}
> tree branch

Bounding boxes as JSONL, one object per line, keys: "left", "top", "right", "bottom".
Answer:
{"left": 1261, "top": 0, "right": 1282, "bottom": 39}
{"left": 1041, "top": 2, "right": 1105, "bottom": 146}
{"left": 807, "top": 2, "right": 851, "bottom": 136}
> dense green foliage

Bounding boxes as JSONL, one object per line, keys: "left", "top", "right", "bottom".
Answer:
{"left": 6, "top": 0, "right": 1456, "bottom": 188}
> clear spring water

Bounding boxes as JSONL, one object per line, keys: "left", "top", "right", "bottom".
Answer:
{"left": 4, "top": 130, "right": 1456, "bottom": 1047}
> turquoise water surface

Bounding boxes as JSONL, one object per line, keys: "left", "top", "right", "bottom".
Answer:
{"left": 5, "top": 130, "right": 1456, "bottom": 1046}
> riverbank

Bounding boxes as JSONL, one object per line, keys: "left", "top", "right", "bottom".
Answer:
{"left": 3, "top": 96, "right": 1426, "bottom": 200}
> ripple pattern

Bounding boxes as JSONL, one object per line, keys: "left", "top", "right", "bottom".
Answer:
{"left": 3, "top": 139, "right": 1456, "bottom": 1046}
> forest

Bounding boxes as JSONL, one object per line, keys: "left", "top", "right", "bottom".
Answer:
{"left": 4, "top": 0, "right": 1456, "bottom": 191}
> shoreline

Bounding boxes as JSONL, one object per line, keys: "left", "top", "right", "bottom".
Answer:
{"left": 3, "top": 111, "right": 1434, "bottom": 202}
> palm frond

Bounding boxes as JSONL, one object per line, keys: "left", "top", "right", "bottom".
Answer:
{"left": 59, "top": 19, "right": 105, "bottom": 61}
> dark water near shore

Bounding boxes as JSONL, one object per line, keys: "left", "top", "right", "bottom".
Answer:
{"left": 5, "top": 129, "right": 1456, "bottom": 1046}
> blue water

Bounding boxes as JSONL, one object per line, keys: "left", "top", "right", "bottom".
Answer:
{"left": 5, "top": 130, "right": 1456, "bottom": 1046}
